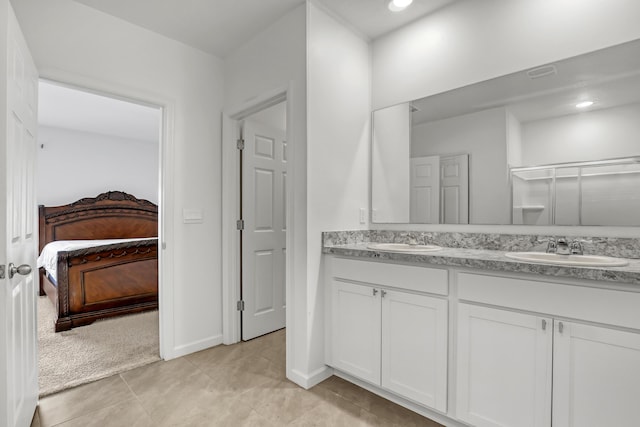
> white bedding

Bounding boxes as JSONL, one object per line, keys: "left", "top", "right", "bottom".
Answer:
{"left": 37, "top": 238, "right": 155, "bottom": 282}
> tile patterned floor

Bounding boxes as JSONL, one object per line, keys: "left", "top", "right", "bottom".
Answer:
{"left": 31, "top": 329, "right": 442, "bottom": 426}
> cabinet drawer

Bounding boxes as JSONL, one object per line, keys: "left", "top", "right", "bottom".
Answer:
{"left": 331, "top": 257, "right": 448, "bottom": 295}
{"left": 458, "top": 272, "right": 640, "bottom": 330}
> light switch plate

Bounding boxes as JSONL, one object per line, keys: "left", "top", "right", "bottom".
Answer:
{"left": 183, "top": 209, "right": 204, "bottom": 224}
{"left": 359, "top": 208, "right": 366, "bottom": 224}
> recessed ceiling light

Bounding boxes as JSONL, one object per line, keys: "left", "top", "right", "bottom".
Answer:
{"left": 388, "top": 0, "right": 413, "bottom": 12}
{"left": 576, "top": 101, "right": 594, "bottom": 109}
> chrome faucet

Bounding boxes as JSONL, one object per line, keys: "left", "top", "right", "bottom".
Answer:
{"left": 569, "top": 240, "right": 583, "bottom": 255}
{"left": 556, "top": 238, "right": 571, "bottom": 255}
{"left": 569, "top": 239, "right": 592, "bottom": 255}
{"left": 547, "top": 237, "right": 591, "bottom": 255}
{"left": 407, "top": 233, "right": 419, "bottom": 246}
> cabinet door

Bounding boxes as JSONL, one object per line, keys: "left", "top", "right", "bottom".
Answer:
{"left": 381, "top": 290, "right": 448, "bottom": 412}
{"left": 456, "top": 304, "right": 552, "bottom": 427}
{"left": 331, "top": 280, "right": 381, "bottom": 385}
{"left": 553, "top": 321, "right": 640, "bottom": 427}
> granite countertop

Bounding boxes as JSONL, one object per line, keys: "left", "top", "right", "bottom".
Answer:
{"left": 323, "top": 242, "right": 640, "bottom": 286}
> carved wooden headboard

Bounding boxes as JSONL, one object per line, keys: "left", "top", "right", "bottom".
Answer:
{"left": 38, "top": 191, "right": 158, "bottom": 253}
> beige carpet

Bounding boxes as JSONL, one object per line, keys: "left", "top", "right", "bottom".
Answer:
{"left": 38, "top": 296, "right": 160, "bottom": 397}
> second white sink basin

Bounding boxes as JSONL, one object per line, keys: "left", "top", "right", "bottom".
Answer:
{"left": 367, "top": 243, "right": 442, "bottom": 252}
{"left": 505, "top": 252, "right": 628, "bottom": 267}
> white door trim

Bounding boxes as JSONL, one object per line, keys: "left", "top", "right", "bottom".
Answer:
{"left": 222, "top": 86, "right": 290, "bottom": 345}
{"left": 36, "top": 73, "right": 176, "bottom": 360}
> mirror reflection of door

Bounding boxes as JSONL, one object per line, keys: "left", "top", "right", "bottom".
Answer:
{"left": 409, "top": 154, "right": 469, "bottom": 224}
{"left": 410, "top": 156, "right": 439, "bottom": 223}
{"left": 440, "top": 154, "right": 469, "bottom": 224}
{"left": 240, "top": 102, "right": 287, "bottom": 341}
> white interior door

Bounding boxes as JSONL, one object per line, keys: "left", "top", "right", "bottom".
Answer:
{"left": 1, "top": 5, "right": 39, "bottom": 427}
{"left": 440, "top": 154, "right": 469, "bottom": 224}
{"left": 241, "top": 117, "right": 286, "bottom": 340}
{"left": 410, "top": 156, "right": 440, "bottom": 223}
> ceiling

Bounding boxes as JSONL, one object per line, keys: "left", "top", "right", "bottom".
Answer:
{"left": 72, "top": 0, "right": 458, "bottom": 58}
{"left": 43, "top": 0, "right": 457, "bottom": 140}
{"left": 39, "top": 81, "right": 161, "bottom": 143}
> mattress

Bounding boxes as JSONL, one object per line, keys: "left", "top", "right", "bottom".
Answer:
{"left": 37, "top": 238, "right": 156, "bottom": 282}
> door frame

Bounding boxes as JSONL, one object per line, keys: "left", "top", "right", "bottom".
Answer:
{"left": 36, "top": 73, "right": 176, "bottom": 359}
{"left": 222, "top": 85, "right": 291, "bottom": 344}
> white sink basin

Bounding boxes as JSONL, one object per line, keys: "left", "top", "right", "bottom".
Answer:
{"left": 367, "top": 243, "right": 442, "bottom": 252}
{"left": 505, "top": 252, "right": 628, "bottom": 267}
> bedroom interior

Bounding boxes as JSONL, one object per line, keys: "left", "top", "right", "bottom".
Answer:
{"left": 35, "top": 82, "right": 162, "bottom": 395}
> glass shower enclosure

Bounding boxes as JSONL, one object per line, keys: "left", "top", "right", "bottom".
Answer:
{"left": 511, "top": 157, "right": 640, "bottom": 226}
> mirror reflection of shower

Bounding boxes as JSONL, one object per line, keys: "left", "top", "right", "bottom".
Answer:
{"left": 511, "top": 158, "right": 640, "bottom": 226}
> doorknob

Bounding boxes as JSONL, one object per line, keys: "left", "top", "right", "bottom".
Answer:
{"left": 8, "top": 263, "right": 32, "bottom": 279}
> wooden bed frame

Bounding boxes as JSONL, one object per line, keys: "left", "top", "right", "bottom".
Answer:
{"left": 38, "top": 191, "right": 158, "bottom": 332}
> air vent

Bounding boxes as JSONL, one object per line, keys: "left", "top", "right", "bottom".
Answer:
{"left": 526, "top": 65, "right": 557, "bottom": 79}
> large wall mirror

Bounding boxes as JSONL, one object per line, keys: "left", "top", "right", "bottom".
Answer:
{"left": 371, "top": 38, "right": 640, "bottom": 226}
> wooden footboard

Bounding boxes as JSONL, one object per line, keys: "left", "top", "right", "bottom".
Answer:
{"left": 49, "top": 239, "right": 158, "bottom": 332}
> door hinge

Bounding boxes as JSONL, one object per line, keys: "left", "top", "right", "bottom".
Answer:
{"left": 237, "top": 138, "right": 245, "bottom": 150}
{"left": 236, "top": 219, "right": 244, "bottom": 230}
{"left": 0, "top": 265, "right": 4, "bottom": 279}
{"left": 237, "top": 300, "right": 245, "bottom": 311}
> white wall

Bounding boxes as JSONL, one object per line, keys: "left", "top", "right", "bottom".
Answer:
{"left": 37, "top": 126, "right": 159, "bottom": 206}
{"left": 225, "top": 1, "right": 370, "bottom": 387}
{"left": 372, "top": 103, "right": 411, "bottom": 223}
{"left": 506, "top": 110, "right": 523, "bottom": 167}
{"left": 13, "top": 0, "right": 225, "bottom": 359}
{"left": 412, "top": 107, "right": 510, "bottom": 224}
{"left": 371, "top": 0, "right": 640, "bottom": 238}
{"left": 372, "top": 0, "right": 640, "bottom": 110}
{"left": 307, "top": 1, "right": 371, "bottom": 379}
{"left": 223, "top": 4, "right": 311, "bottom": 384}
{"left": 521, "top": 103, "right": 640, "bottom": 166}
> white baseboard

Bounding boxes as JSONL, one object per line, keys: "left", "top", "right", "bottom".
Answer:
{"left": 168, "top": 334, "right": 223, "bottom": 360}
{"left": 287, "top": 366, "right": 334, "bottom": 389}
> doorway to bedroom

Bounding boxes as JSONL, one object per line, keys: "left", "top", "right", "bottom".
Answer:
{"left": 36, "top": 80, "right": 162, "bottom": 396}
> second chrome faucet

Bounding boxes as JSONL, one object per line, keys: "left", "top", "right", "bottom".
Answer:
{"left": 546, "top": 237, "right": 591, "bottom": 255}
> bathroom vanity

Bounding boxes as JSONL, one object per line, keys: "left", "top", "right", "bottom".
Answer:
{"left": 323, "top": 231, "right": 640, "bottom": 427}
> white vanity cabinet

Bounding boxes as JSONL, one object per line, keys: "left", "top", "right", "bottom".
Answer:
{"left": 552, "top": 321, "right": 640, "bottom": 427}
{"left": 327, "top": 257, "right": 448, "bottom": 412}
{"left": 456, "top": 272, "right": 640, "bottom": 427}
{"left": 381, "top": 288, "right": 448, "bottom": 410}
{"left": 456, "top": 303, "right": 552, "bottom": 427}
{"left": 331, "top": 280, "right": 381, "bottom": 385}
